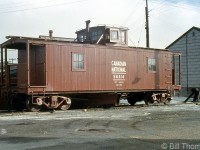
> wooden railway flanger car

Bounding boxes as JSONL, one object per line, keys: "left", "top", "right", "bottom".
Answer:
{"left": 0, "top": 21, "right": 182, "bottom": 111}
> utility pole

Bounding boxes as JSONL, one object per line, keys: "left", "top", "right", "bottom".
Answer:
{"left": 145, "top": 0, "right": 150, "bottom": 48}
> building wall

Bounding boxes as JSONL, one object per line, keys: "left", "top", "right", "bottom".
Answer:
{"left": 167, "top": 28, "right": 200, "bottom": 96}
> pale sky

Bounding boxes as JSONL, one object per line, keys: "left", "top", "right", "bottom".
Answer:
{"left": 0, "top": 0, "right": 200, "bottom": 50}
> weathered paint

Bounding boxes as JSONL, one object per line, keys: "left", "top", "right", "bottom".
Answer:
{"left": 1, "top": 37, "right": 180, "bottom": 99}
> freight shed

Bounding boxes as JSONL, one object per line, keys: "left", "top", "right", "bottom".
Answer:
{"left": 166, "top": 26, "right": 200, "bottom": 96}
{"left": 0, "top": 36, "right": 181, "bottom": 110}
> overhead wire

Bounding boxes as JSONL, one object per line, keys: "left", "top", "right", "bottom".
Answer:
{"left": 150, "top": 0, "right": 168, "bottom": 12}
{"left": 150, "top": 16, "right": 185, "bottom": 34}
{"left": 121, "top": 0, "right": 142, "bottom": 26}
{"left": 0, "top": 0, "right": 90, "bottom": 14}
{"left": 122, "top": 0, "right": 149, "bottom": 47}
{"left": 0, "top": 0, "right": 61, "bottom": 10}
{"left": 137, "top": 14, "right": 146, "bottom": 47}
{"left": 150, "top": 0, "right": 200, "bottom": 15}
{"left": 148, "top": 0, "right": 200, "bottom": 48}
{"left": 149, "top": 0, "right": 200, "bottom": 29}
{"left": 124, "top": 0, "right": 200, "bottom": 48}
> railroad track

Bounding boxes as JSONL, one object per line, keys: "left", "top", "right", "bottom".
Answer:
{"left": 0, "top": 101, "right": 196, "bottom": 115}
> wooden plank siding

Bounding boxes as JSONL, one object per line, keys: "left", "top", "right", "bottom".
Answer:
{"left": 166, "top": 27, "right": 200, "bottom": 96}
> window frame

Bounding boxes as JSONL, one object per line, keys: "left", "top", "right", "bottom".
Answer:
{"left": 78, "top": 33, "right": 86, "bottom": 42}
{"left": 71, "top": 52, "right": 86, "bottom": 71}
{"left": 110, "top": 29, "right": 119, "bottom": 42}
{"left": 120, "top": 31, "right": 126, "bottom": 44}
{"left": 147, "top": 57, "right": 157, "bottom": 72}
{"left": 91, "top": 31, "right": 98, "bottom": 41}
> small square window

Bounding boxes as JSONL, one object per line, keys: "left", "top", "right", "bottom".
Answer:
{"left": 148, "top": 58, "right": 156, "bottom": 72}
{"left": 72, "top": 53, "right": 85, "bottom": 71}
{"left": 110, "top": 30, "right": 118, "bottom": 40}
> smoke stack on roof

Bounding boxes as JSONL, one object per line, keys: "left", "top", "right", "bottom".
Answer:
{"left": 86, "top": 20, "right": 90, "bottom": 32}
{"left": 49, "top": 30, "right": 53, "bottom": 38}
{"left": 85, "top": 20, "right": 91, "bottom": 42}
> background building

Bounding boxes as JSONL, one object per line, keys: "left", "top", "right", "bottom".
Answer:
{"left": 166, "top": 27, "right": 200, "bottom": 96}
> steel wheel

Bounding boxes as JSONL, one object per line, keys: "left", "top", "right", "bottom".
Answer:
{"left": 59, "top": 98, "right": 71, "bottom": 110}
{"left": 144, "top": 93, "right": 154, "bottom": 105}
{"left": 26, "top": 97, "right": 42, "bottom": 112}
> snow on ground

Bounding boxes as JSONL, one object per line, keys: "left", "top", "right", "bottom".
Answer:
{"left": 0, "top": 97, "right": 199, "bottom": 121}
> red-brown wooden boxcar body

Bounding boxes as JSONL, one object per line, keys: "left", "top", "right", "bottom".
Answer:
{"left": 0, "top": 37, "right": 181, "bottom": 110}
